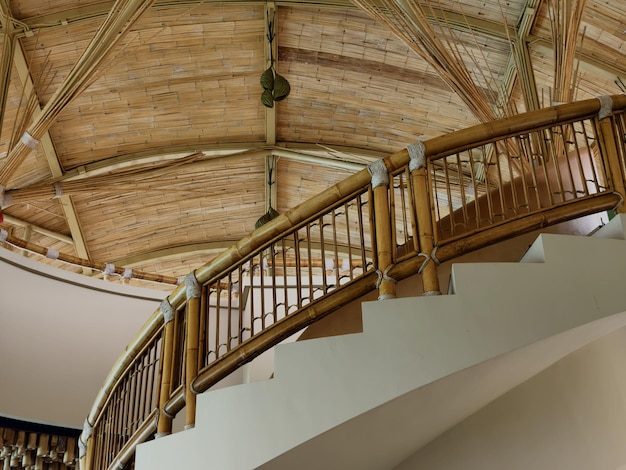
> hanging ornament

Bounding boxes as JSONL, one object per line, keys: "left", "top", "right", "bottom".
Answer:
{"left": 260, "top": 10, "right": 290, "bottom": 108}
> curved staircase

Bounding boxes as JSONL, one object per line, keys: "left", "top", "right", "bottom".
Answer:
{"left": 135, "top": 215, "right": 626, "bottom": 470}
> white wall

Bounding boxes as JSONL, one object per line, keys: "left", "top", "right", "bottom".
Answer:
{"left": 0, "top": 247, "right": 165, "bottom": 427}
{"left": 395, "top": 326, "right": 626, "bottom": 470}
{"left": 136, "top": 215, "right": 626, "bottom": 470}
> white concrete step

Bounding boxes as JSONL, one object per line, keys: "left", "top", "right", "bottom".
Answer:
{"left": 136, "top": 214, "right": 626, "bottom": 470}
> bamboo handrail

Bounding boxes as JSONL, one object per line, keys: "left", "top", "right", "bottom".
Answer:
{"left": 80, "top": 96, "right": 626, "bottom": 470}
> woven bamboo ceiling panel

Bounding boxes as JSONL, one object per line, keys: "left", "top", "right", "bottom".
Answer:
{"left": 0, "top": 0, "right": 623, "bottom": 289}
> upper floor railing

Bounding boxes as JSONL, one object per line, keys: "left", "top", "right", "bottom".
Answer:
{"left": 79, "top": 95, "right": 626, "bottom": 470}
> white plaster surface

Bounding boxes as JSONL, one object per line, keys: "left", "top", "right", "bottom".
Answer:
{"left": 0, "top": 247, "right": 165, "bottom": 427}
{"left": 136, "top": 215, "right": 626, "bottom": 469}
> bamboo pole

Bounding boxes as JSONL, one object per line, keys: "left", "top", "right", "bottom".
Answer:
{"left": 155, "top": 314, "right": 175, "bottom": 438}
{"left": 0, "top": 230, "right": 179, "bottom": 285}
{"left": 408, "top": 142, "right": 441, "bottom": 295}
{"left": 184, "top": 273, "right": 201, "bottom": 429}
{"left": 368, "top": 159, "right": 396, "bottom": 300}
{"left": 596, "top": 96, "right": 626, "bottom": 213}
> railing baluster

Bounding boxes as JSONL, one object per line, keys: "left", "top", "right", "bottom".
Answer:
{"left": 156, "top": 302, "right": 175, "bottom": 438}
{"left": 368, "top": 159, "right": 395, "bottom": 300}
{"left": 408, "top": 141, "right": 441, "bottom": 296}
{"left": 185, "top": 274, "right": 201, "bottom": 430}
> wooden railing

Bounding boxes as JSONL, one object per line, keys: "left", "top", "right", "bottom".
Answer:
{"left": 79, "top": 95, "right": 626, "bottom": 470}
{"left": 0, "top": 418, "right": 80, "bottom": 469}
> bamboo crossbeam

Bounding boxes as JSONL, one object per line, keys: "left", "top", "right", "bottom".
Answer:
{"left": 0, "top": 231, "right": 179, "bottom": 285}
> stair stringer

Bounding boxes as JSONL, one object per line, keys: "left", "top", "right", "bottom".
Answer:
{"left": 136, "top": 216, "right": 626, "bottom": 470}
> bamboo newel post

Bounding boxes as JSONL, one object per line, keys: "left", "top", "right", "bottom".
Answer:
{"left": 408, "top": 141, "right": 441, "bottom": 296}
{"left": 597, "top": 95, "right": 626, "bottom": 213}
{"left": 368, "top": 159, "right": 396, "bottom": 300}
{"left": 184, "top": 273, "right": 201, "bottom": 429}
{"left": 156, "top": 299, "right": 176, "bottom": 438}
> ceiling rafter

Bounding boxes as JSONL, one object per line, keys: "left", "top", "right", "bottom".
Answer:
{"left": 113, "top": 241, "right": 239, "bottom": 268}
{"left": 6, "top": 146, "right": 368, "bottom": 206}
{"left": 12, "top": 36, "right": 92, "bottom": 263}
{"left": 503, "top": 0, "right": 543, "bottom": 112}
{"left": 1, "top": 213, "right": 73, "bottom": 244}
{"left": 56, "top": 143, "right": 373, "bottom": 184}
{"left": 0, "top": 0, "right": 158, "bottom": 186}
{"left": 0, "top": 0, "right": 17, "bottom": 143}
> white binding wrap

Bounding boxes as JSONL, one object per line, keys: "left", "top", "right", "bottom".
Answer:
{"left": 78, "top": 419, "right": 93, "bottom": 458}
{"left": 0, "top": 229, "right": 7, "bottom": 242}
{"left": 407, "top": 140, "right": 426, "bottom": 171}
{"left": 53, "top": 182, "right": 63, "bottom": 199}
{"left": 367, "top": 159, "right": 389, "bottom": 188}
{"left": 20, "top": 131, "right": 40, "bottom": 149}
{"left": 598, "top": 95, "right": 613, "bottom": 120}
{"left": 121, "top": 268, "right": 133, "bottom": 280}
{"left": 0, "top": 185, "right": 12, "bottom": 208}
{"left": 103, "top": 263, "right": 116, "bottom": 276}
{"left": 160, "top": 299, "right": 175, "bottom": 324}
{"left": 185, "top": 272, "right": 201, "bottom": 300}
{"left": 46, "top": 248, "right": 59, "bottom": 260}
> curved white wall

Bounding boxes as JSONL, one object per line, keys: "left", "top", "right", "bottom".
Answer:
{"left": 0, "top": 248, "right": 166, "bottom": 427}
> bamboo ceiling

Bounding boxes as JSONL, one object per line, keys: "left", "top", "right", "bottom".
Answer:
{"left": 0, "top": 0, "right": 624, "bottom": 289}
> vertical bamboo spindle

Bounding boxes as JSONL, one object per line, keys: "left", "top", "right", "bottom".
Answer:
{"left": 368, "top": 159, "right": 396, "bottom": 300}
{"left": 156, "top": 299, "right": 176, "bottom": 438}
{"left": 184, "top": 273, "right": 201, "bottom": 429}
{"left": 408, "top": 141, "right": 441, "bottom": 295}
{"left": 597, "top": 95, "right": 626, "bottom": 213}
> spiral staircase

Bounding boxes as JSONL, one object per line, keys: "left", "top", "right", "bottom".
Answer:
{"left": 133, "top": 214, "right": 626, "bottom": 469}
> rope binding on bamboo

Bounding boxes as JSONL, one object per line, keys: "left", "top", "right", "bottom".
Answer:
{"left": 78, "top": 419, "right": 93, "bottom": 458}
{"left": 408, "top": 141, "right": 426, "bottom": 171}
{"left": 367, "top": 159, "right": 389, "bottom": 188}
{"left": 417, "top": 252, "right": 431, "bottom": 274}
{"left": 0, "top": 185, "right": 12, "bottom": 208}
{"left": 122, "top": 268, "right": 133, "bottom": 281}
{"left": 598, "top": 95, "right": 613, "bottom": 120}
{"left": 375, "top": 264, "right": 397, "bottom": 289}
{"left": 19, "top": 131, "right": 39, "bottom": 149}
{"left": 160, "top": 299, "right": 175, "bottom": 324}
{"left": 53, "top": 182, "right": 63, "bottom": 199}
{"left": 431, "top": 246, "right": 441, "bottom": 266}
{"left": 185, "top": 273, "right": 201, "bottom": 300}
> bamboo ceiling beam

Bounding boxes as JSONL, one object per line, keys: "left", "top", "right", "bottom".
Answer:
{"left": 12, "top": 37, "right": 92, "bottom": 263}
{"left": 54, "top": 144, "right": 369, "bottom": 183}
{"left": 505, "top": 0, "right": 542, "bottom": 112}
{"left": 1, "top": 213, "right": 73, "bottom": 244}
{"left": 0, "top": 0, "right": 18, "bottom": 145}
{"left": 4, "top": 146, "right": 365, "bottom": 205}
{"left": 113, "top": 241, "right": 239, "bottom": 268}
{"left": 0, "top": 0, "right": 157, "bottom": 186}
